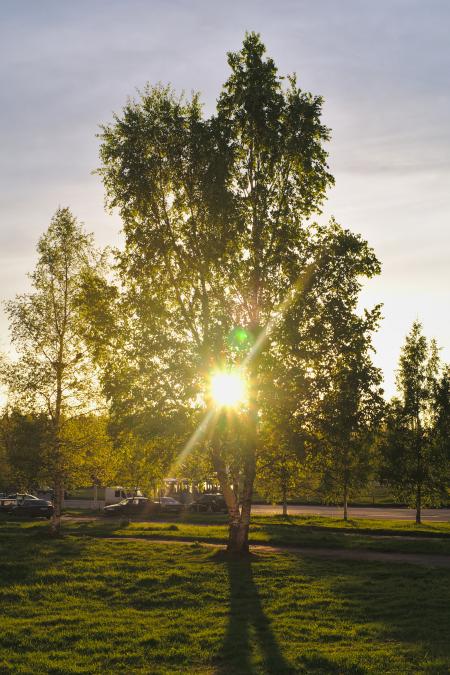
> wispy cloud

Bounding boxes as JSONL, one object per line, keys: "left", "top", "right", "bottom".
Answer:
{"left": 1, "top": 0, "right": 449, "bottom": 395}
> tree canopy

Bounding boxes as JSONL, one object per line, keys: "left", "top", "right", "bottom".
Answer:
{"left": 93, "top": 33, "right": 383, "bottom": 551}
{"left": 380, "top": 321, "right": 450, "bottom": 522}
{"left": 3, "top": 208, "right": 110, "bottom": 532}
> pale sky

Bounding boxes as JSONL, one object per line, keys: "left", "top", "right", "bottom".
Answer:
{"left": 1, "top": 0, "right": 449, "bottom": 397}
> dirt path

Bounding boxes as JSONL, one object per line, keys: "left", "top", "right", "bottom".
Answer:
{"left": 100, "top": 535, "right": 450, "bottom": 568}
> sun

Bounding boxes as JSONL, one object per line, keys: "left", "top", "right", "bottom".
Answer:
{"left": 210, "top": 370, "right": 247, "bottom": 408}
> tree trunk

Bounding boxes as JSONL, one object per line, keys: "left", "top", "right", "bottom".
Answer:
{"left": 232, "top": 454, "right": 255, "bottom": 555}
{"left": 211, "top": 431, "right": 256, "bottom": 556}
{"left": 415, "top": 482, "right": 422, "bottom": 525}
{"left": 227, "top": 520, "right": 250, "bottom": 555}
{"left": 51, "top": 476, "right": 63, "bottom": 536}
{"left": 343, "top": 482, "right": 348, "bottom": 522}
{"left": 208, "top": 323, "right": 259, "bottom": 555}
{"left": 282, "top": 482, "right": 288, "bottom": 517}
{"left": 415, "top": 428, "right": 422, "bottom": 525}
{"left": 227, "top": 371, "right": 258, "bottom": 554}
{"left": 51, "top": 342, "right": 64, "bottom": 535}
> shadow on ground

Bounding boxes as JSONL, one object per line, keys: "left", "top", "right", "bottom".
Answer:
{"left": 213, "top": 554, "right": 297, "bottom": 674}
{"left": 0, "top": 519, "right": 88, "bottom": 591}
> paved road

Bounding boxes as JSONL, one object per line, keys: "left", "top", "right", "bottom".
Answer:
{"left": 252, "top": 504, "right": 450, "bottom": 522}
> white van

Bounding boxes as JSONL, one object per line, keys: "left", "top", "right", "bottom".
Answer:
{"left": 102, "top": 486, "right": 129, "bottom": 504}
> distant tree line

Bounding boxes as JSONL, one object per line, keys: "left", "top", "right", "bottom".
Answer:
{"left": 1, "top": 34, "right": 449, "bottom": 546}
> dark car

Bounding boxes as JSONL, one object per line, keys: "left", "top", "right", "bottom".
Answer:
{"left": 0, "top": 493, "right": 53, "bottom": 519}
{"left": 188, "top": 493, "right": 227, "bottom": 513}
{"left": 103, "top": 496, "right": 153, "bottom": 517}
{"left": 104, "top": 495, "right": 183, "bottom": 517}
{"left": 154, "top": 496, "right": 183, "bottom": 514}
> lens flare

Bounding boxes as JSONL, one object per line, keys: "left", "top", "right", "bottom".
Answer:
{"left": 210, "top": 371, "right": 246, "bottom": 407}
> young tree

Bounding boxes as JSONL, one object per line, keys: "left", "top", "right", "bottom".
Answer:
{"left": 0, "top": 417, "right": 14, "bottom": 493}
{"left": 0, "top": 409, "right": 50, "bottom": 491}
{"left": 261, "top": 222, "right": 383, "bottom": 521}
{"left": 312, "top": 320, "right": 384, "bottom": 520}
{"left": 113, "top": 431, "right": 179, "bottom": 497}
{"left": 4, "top": 208, "right": 106, "bottom": 534}
{"left": 380, "top": 322, "right": 449, "bottom": 523}
{"left": 255, "top": 367, "right": 310, "bottom": 516}
{"left": 256, "top": 446, "right": 307, "bottom": 516}
{"left": 432, "top": 366, "right": 450, "bottom": 493}
{"left": 97, "top": 33, "right": 379, "bottom": 554}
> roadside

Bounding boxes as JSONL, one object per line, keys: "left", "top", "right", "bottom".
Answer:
{"left": 60, "top": 503, "right": 450, "bottom": 521}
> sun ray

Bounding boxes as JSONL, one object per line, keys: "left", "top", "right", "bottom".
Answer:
{"left": 170, "top": 261, "right": 318, "bottom": 470}
{"left": 210, "top": 371, "right": 247, "bottom": 408}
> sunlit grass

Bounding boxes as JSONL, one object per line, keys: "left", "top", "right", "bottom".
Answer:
{"left": 0, "top": 523, "right": 449, "bottom": 673}
{"left": 3, "top": 513, "right": 450, "bottom": 556}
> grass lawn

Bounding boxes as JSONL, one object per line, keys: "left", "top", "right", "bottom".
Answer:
{"left": 1, "top": 521, "right": 450, "bottom": 673}
{"left": 52, "top": 513, "right": 450, "bottom": 556}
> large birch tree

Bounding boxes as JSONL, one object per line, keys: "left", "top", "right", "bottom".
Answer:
{"left": 97, "top": 33, "right": 379, "bottom": 554}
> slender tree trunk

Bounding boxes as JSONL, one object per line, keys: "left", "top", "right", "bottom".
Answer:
{"left": 282, "top": 482, "right": 288, "bottom": 517}
{"left": 51, "top": 345, "right": 64, "bottom": 536}
{"left": 227, "top": 519, "right": 250, "bottom": 554}
{"left": 51, "top": 475, "right": 63, "bottom": 535}
{"left": 343, "top": 481, "right": 349, "bottom": 522}
{"left": 415, "top": 482, "right": 422, "bottom": 525}
{"left": 415, "top": 425, "right": 422, "bottom": 525}
{"left": 230, "top": 450, "right": 256, "bottom": 555}
{"left": 211, "top": 450, "right": 244, "bottom": 553}
{"left": 215, "top": 455, "right": 256, "bottom": 556}
{"left": 227, "top": 361, "right": 258, "bottom": 555}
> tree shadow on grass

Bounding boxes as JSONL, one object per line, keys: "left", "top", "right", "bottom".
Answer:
{"left": 213, "top": 553, "right": 296, "bottom": 674}
{"left": 325, "top": 558, "right": 450, "bottom": 664}
{"left": 0, "top": 519, "right": 90, "bottom": 589}
{"left": 291, "top": 555, "right": 450, "bottom": 673}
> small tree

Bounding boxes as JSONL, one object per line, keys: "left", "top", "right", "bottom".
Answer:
{"left": 256, "top": 446, "right": 307, "bottom": 516}
{"left": 113, "top": 431, "right": 179, "bottom": 497}
{"left": 0, "top": 409, "right": 50, "bottom": 491}
{"left": 255, "top": 374, "right": 309, "bottom": 515}
{"left": 431, "top": 366, "right": 450, "bottom": 497}
{"left": 380, "top": 322, "right": 449, "bottom": 523}
{"left": 4, "top": 208, "right": 106, "bottom": 534}
{"left": 312, "top": 314, "right": 384, "bottom": 520}
{"left": 0, "top": 414, "right": 14, "bottom": 493}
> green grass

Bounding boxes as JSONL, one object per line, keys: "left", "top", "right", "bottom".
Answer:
{"left": 0, "top": 522, "right": 450, "bottom": 674}
{"left": 4, "top": 512, "right": 450, "bottom": 555}
{"left": 255, "top": 514, "right": 450, "bottom": 536}
{"left": 43, "top": 513, "right": 450, "bottom": 556}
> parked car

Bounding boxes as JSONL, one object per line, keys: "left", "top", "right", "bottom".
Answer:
{"left": 103, "top": 495, "right": 183, "bottom": 517}
{"left": 0, "top": 493, "right": 53, "bottom": 519}
{"left": 188, "top": 493, "right": 227, "bottom": 513}
{"left": 154, "top": 496, "right": 183, "bottom": 514}
{"left": 103, "top": 496, "right": 152, "bottom": 517}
